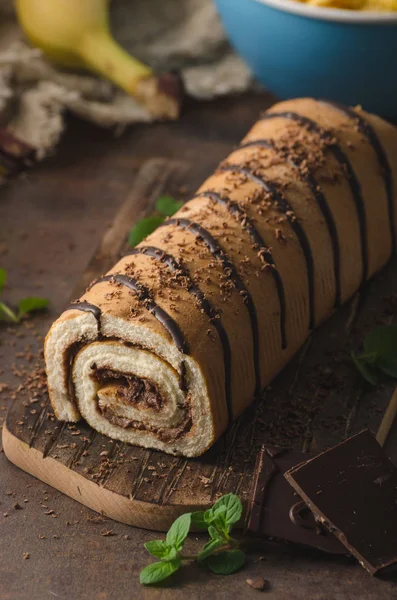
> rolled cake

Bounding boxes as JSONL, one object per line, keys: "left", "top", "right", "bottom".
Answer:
{"left": 45, "top": 98, "right": 397, "bottom": 457}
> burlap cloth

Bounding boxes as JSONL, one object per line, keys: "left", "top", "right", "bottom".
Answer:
{"left": 0, "top": 0, "right": 254, "bottom": 157}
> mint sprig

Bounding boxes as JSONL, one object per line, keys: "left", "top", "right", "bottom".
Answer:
{"left": 140, "top": 494, "right": 244, "bottom": 586}
{"left": 155, "top": 195, "right": 184, "bottom": 217}
{"left": 129, "top": 194, "right": 184, "bottom": 247}
{"left": 0, "top": 268, "right": 49, "bottom": 323}
{"left": 128, "top": 216, "right": 164, "bottom": 247}
{"left": 352, "top": 325, "right": 397, "bottom": 385}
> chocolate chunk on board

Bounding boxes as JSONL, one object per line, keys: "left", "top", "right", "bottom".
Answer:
{"left": 285, "top": 430, "right": 397, "bottom": 575}
{"left": 246, "top": 445, "right": 346, "bottom": 555}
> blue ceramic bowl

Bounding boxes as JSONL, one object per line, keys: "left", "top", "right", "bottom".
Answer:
{"left": 214, "top": 0, "right": 397, "bottom": 118}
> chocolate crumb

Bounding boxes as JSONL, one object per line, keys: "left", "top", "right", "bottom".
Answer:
{"left": 100, "top": 529, "right": 116, "bottom": 537}
{"left": 87, "top": 515, "right": 106, "bottom": 524}
{"left": 275, "top": 229, "right": 287, "bottom": 243}
{"left": 246, "top": 577, "right": 270, "bottom": 592}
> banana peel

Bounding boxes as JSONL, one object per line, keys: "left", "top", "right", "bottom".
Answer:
{"left": 15, "top": 0, "right": 181, "bottom": 120}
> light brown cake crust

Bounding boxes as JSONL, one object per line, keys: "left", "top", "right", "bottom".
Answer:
{"left": 44, "top": 98, "right": 397, "bottom": 456}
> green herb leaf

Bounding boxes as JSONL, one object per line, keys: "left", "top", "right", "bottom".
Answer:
{"left": 352, "top": 326, "right": 397, "bottom": 385}
{"left": 166, "top": 513, "right": 191, "bottom": 551}
{"left": 155, "top": 195, "right": 184, "bottom": 217}
{"left": 140, "top": 493, "right": 245, "bottom": 585}
{"left": 198, "top": 537, "right": 223, "bottom": 562}
{"left": 207, "top": 494, "right": 242, "bottom": 527}
{"left": 0, "top": 301, "right": 18, "bottom": 323}
{"left": 144, "top": 540, "right": 169, "bottom": 559}
{"left": 17, "top": 297, "right": 49, "bottom": 320}
{"left": 164, "top": 546, "right": 179, "bottom": 562}
{"left": 206, "top": 549, "right": 245, "bottom": 575}
{"left": 364, "top": 325, "right": 397, "bottom": 359}
{"left": 139, "top": 558, "right": 181, "bottom": 585}
{"left": 191, "top": 511, "right": 207, "bottom": 529}
{"left": 208, "top": 525, "right": 224, "bottom": 541}
{"left": 212, "top": 505, "right": 228, "bottom": 522}
{"left": 203, "top": 506, "right": 229, "bottom": 532}
{"left": 377, "top": 356, "right": 397, "bottom": 379}
{"left": 128, "top": 215, "right": 165, "bottom": 247}
{"left": 0, "top": 268, "right": 6, "bottom": 294}
{"left": 364, "top": 326, "right": 397, "bottom": 379}
{"left": 351, "top": 352, "right": 379, "bottom": 385}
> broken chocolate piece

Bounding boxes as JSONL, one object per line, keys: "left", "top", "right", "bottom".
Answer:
{"left": 285, "top": 430, "right": 397, "bottom": 575}
{"left": 246, "top": 445, "right": 346, "bottom": 555}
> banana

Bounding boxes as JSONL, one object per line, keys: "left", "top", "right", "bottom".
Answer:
{"left": 15, "top": 0, "right": 181, "bottom": 119}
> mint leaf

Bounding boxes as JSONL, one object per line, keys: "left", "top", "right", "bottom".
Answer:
{"left": 208, "top": 525, "right": 223, "bottom": 541}
{"left": 351, "top": 352, "right": 378, "bottom": 385}
{"left": 17, "top": 297, "right": 49, "bottom": 320}
{"left": 144, "top": 540, "right": 169, "bottom": 559}
{"left": 352, "top": 326, "right": 397, "bottom": 384}
{"left": 198, "top": 537, "right": 223, "bottom": 562}
{"left": 204, "top": 508, "right": 214, "bottom": 524}
{"left": 128, "top": 215, "right": 164, "bottom": 247}
{"left": 0, "top": 268, "right": 6, "bottom": 294}
{"left": 164, "top": 546, "right": 179, "bottom": 561}
{"left": 204, "top": 506, "right": 228, "bottom": 532}
{"left": 191, "top": 511, "right": 207, "bottom": 529}
{"left": 364, "top": 326, "right": 397, "bottom": 379}
{"left": 155, "top": 195, "right": 183, "bottom": 217}
{"left": 0, "top": 301, "right": 18, "bottom": 323}
{"left": 140, "top": 558, "right": 181, "bottom": 585}
{"left": 378, "top": 356, "right": 397, "bottom": 379}
{"left": 166, "top": 513, "right": 191, "bottom": 551}
{"left": 364, "top": 325, "right": 397, "bottom": 358}
{"left": 206, "top": 549, "right": 245, "bottom": 575}
{"left": 212, "top": 505, "right": 228, "bottom": 522}
{"left": 208, "top": 494, "right": 242, "bottom": 527}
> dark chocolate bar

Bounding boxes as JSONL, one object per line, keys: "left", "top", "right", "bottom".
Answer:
{"left": 285, "top": 430, "right": 397, "bottom": 575}
{"left": 246, "top": 445, "right": 346, "bottom": 555}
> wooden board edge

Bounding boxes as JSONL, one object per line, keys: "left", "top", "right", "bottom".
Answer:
{"left": 2, "top": 422, "right": 208, "bottom": 532}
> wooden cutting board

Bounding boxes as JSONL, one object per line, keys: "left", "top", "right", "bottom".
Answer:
{"left": 3, "top": 158, "right": 397, "bottom": 532}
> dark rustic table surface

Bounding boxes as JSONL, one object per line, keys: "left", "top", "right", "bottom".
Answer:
{"left": 1, "top": 92, "right": 397, "bottom": 600}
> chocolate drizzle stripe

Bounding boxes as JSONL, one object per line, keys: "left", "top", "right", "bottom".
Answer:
{"left": 219, "top": 163, "right": 316, "bottom": 330}
{"left": 159, "top": 217, "right": 261, "bottom": 396}
{"left": 262, "top": 111, "right": 369, "bottom": 283}
{"left": 238, "top": 139, "right": 341, "bottom": 308}
{"left": 124, "top": 246, "right": 234, "bottom": 423}
{"left": 194, "top": 190, "right": 287, "bottom": 348}
{"left": 320, "top": 100, "right": 395, "bottom": 253}
{"left": 68, "top": 301, "right": 102, "bottom": 330}
{"left": 92, "top": 274, "right": 189, "bottom": 354}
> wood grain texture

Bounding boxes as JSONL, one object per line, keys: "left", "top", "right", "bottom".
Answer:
{"left": 4, "top": 156, "right": 397, "bottom": 533}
